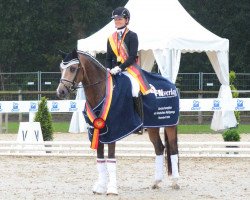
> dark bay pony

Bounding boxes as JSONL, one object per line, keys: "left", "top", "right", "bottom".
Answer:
{"left": 56, "top": 49, "right": 180, "bottom": 195}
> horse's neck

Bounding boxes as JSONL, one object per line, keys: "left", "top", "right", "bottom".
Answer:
{"left": 80, "top": 55, "right": 106, "bottom": 108}
{"left": 84, "top": 86, "right": 105, "bottom": 108}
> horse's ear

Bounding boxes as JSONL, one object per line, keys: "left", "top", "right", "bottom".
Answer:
{"left": 72, "top": 48, "right": 78, "bottom": 59}
{"left": 58, "top": 50, "right": 67, "bottom": 59}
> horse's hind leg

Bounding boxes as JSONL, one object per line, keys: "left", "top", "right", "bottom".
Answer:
{"left": 165, "top": 126, "right": 180, "bottom": 189}
{"left": 106, "top": 143, "right": 118, "bottom": 195}
{"left": 148, "top": 128, "right": 165, "bottom": 189}
{"left": 92, "top": 143, "right": 108, "bottom": 195}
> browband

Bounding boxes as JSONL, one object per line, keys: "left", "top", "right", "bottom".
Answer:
{"left": 60, "top": 59, "right": 79, "bottom": 69}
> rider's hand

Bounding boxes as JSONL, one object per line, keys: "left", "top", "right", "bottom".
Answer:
{"left": 110, "top": 66, "right": 121, "bottom": 75}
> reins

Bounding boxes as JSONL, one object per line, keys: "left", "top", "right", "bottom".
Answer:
{"left": 77, "top": 51, "right": 108, "bottom": 89}
{"left": 81, "top": 77, "right": 108, "bottom": 88}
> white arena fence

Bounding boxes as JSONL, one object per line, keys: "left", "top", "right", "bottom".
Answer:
{"left": 0, "top": 141, "right": 249, "bottom": 158}
{"left": 0, "top": 98, "right": 250, "bottom": 158}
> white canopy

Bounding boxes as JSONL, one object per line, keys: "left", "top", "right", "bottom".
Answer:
{"left": 77, "top": 0, "right": 237, "bottom": 131}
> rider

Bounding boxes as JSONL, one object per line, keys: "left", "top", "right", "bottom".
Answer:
{"left": 106, "top": 7, "right": 151, "bottom": 124}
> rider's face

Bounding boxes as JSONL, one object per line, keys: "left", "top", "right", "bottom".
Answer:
{"left": 114, "top": 17, "right": 127, "bottom": 28}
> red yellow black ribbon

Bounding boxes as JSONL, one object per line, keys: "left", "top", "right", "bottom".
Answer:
{"left": 108, "top": 31, "right": 150, "bottom": 95}
{"left": 85, "top": 72, "right": 113, "bottom": 149}
{"left": 109, "top": 28, "right": 129, "bottom": 64}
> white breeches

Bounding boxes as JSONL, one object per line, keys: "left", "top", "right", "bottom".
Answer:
{"left": 123, "top": 71, "right": 140, "bottom": 97}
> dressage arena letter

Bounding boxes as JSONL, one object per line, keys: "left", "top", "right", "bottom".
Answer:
{"left": 16, "top": 122, "right": 45, "bottom": 154}
{"left": 17, "top": 122, "right": 43, "bottom": 142}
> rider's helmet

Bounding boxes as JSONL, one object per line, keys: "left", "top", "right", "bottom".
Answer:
{"left": 111, "top": 7, "right": 130, "bottom": 21}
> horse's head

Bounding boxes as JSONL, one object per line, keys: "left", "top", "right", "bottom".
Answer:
{"left": 56, "top": 48, "right": 83, "bottom": 99}
{"left": 56, "top": 49, "right": 107, "bottom": 108}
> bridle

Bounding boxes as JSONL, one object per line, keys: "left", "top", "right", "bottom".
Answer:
{"left": 60, "top": 63, "right": 81, "bottom": 93}
{"left": 60, "top": 60, "right": 109, "bottom": 93}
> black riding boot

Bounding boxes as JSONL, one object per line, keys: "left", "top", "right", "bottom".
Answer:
{"left": 133, "top": 94, "right": 144, "bottom": 134}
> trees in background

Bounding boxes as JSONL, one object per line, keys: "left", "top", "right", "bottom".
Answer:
{"left": 179, "top": 0, "right": 250, "bottom": 73}
{"left": 0, "top": 0, "right": 248, "bottom": 73}
{"left": 0, "top": 0, "right": 127, "bottom": 72}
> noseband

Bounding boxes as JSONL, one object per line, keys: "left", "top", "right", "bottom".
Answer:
{"left": 60, "top": 64, "right": 81, "bottom": 93}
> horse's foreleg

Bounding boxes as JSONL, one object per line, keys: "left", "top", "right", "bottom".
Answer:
{"left": 106, "top": 143, "right": 118, "bottom": 195}
{"left": 93, "top": 143, "right": 108, "bottom": 194}
{"left": 148, "top": 128, "right": 165, "bottom": 189}
{"left": 165, "top": 126, "right": 180, "bottom": 190}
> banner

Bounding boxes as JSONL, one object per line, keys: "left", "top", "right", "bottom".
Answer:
{"left": 0, "top": 98, "right": 249, "bottom": 113}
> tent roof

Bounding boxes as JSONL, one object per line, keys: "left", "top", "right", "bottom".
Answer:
{"left": 78, "top": 0, "right": 229, "bottom": 54}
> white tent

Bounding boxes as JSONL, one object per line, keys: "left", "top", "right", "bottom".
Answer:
{"left": 77, "top": 0, "right": 237, "bottom": 131}
{"left": 68, "top": 83, "right": 87, "bottom": 133}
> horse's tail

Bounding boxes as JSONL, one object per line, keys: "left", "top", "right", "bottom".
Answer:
{"left": 164, "top": 126, "right": 179, "bottom": 176}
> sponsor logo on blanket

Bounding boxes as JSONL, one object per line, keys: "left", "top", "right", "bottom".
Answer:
{"left": 150, "top": 84, "right": 177, "bottom": 98}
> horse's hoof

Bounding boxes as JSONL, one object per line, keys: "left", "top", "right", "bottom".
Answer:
{"left": 107, "top": 186, "right": 118, "bottom": 195}
{"left": 93, "top": 191, "right": 104, "bottom": 195}
{"left": 92, "top": 182, "right": 107, "bottom": 195}
{"left": 107, "top": 193, "right": 118, "bottom": 196}
{"left": 152, "top": 184, "right": 160, "bottom": 189}
{"left": 171, "top": 178, "right": 180, "bottom": 190}
{"left": 171, "top": 183, "right": 180, "bottom": 190}
{"left": 152, "top": 180, "right": 161, "bottom": 189}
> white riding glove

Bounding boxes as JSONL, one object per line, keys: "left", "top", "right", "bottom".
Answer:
{"left": 110, "top": 66, "right": 121, "bottom": 75}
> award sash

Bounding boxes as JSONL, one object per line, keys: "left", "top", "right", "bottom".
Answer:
{"left": 108, "top": 29, "right": 151, "bottom": 95}
{"left": 85, "top": 72, "right": 113, "bottom": 149}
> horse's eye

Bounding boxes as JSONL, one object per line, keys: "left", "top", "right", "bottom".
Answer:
{"left": 70, "top": 66, "right": 76, "bottom": 73}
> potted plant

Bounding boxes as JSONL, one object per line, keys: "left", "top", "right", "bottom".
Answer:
{"left": 222, "top": 128, "right": 240, "bottom": 154}
{"left": 34, "top": 97, "right": 54, "bottom": 153}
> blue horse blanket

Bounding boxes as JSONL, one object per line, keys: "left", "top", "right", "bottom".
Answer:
{"left": 83, "top": 74, "right": 143, "bottom": 144}
{"left": 142, "top": 70, "right": 179, "bottom": 127}
{"left": 83, "top": 70, "right": 179, "bottom": 144}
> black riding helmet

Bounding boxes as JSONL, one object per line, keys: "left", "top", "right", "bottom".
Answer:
{"left": 111, "top": 7, "right": 130, "bottom": 20}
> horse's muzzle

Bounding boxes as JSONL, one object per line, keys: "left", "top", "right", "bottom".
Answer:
{"left": 56, "top": 86, "right": 69, "bottom": 99}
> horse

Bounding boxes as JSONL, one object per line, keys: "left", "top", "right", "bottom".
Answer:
{"left": 56, "top": 48, "right": 180, "bottom": 195}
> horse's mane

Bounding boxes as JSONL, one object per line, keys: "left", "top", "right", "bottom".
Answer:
{"left": 77, "top": 50, "right": 107, "bottom": 72}
{"left": 60, "top": 49, "right": 106, "bottom": 73}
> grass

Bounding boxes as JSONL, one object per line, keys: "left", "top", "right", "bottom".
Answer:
{"left": 178, "top": 124, "right": 250, "bottom": 134}
{"left": 178, "top": 124, "right": 212, "bottom": 134}
{"left": 2, "top": 122, "right": 250, "bottom": 134}
{"left": 3, "top": 122, "right": 69, "bottom": 133}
